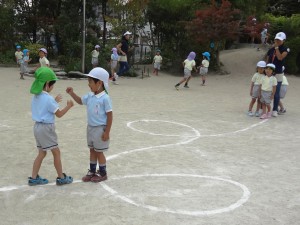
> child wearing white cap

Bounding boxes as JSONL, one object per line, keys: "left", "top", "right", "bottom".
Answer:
{"left": 247, "top": 61, "right": 266, "bottom": 117}
{"left": 35, "top": 48, "right": 50, "bottom": 70}
{"left": 259, "top": 63, "right": 277, "bottom": 119}
{"left": 66, "top": 67, "right": 112, "bottom": 183}
{"left": 91, "top": 45, "right": 100, "bottom": 68}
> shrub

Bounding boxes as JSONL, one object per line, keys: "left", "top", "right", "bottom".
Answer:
{"left": 285, "top": 37, "right": 300, "bottom": 74}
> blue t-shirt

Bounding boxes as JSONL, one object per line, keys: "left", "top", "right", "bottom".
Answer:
{"left": 81, "top": 91, "right": 112, "bottom": 126}
{"left": 31, "top": 92, "right": 59, "bottom": 123}
{"left": 267, "top": 45, "right": 289, "bottom": 74}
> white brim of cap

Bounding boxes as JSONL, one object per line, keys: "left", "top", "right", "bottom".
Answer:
{"left": 83, "top": 74, "right": 109, "bottom": 91}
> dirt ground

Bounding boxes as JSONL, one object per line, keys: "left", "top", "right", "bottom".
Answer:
{"left": 0, "top": 47, "right": 300, "bottom": 225}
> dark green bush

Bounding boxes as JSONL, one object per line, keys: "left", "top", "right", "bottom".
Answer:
{"left": 285, "top": 37, "right": 300, "bottom": 74}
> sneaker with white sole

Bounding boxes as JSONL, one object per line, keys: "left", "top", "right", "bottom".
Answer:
{"left": 278, "top": 108, "right": 286, "bottom": 115}
{"left": 255, "top": 111, "right": 260, "bottom": 117}
{"left": 272, "top": 111, "right": 278, "bottom": 117}
{"left": 248, "top": 111, "right": 254, "bottom": 116}
{"left": 267, "top": 112, "right": 272, "bottom": 118}
{"left": 260, "top": 114, "right": 268, "bottom": 119}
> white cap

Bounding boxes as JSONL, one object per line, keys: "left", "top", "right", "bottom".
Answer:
{"left": 257, "top": 61, "right": 266, "bottom": 68}
{"left": 39, "top": 48, "right": 47, "bottom": 54}
{"left": 123, "top": 31, "right": 132, "bottom": 36}
{"left": 84, "top": 67, "right": 109, "bottom": 91}
{"left": 266, "top": 63, "right": 276, "bottom": 70}
{"left": 95, "top": 45, "right": 100, "bottom": 49}
{"left": 275, "top": 32, "right": 286, "bottom": 41}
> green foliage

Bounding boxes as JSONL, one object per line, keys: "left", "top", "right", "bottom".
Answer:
{"left": 0, "top": 50, "right": 15, "bottom": 64}
{"left": 285, "top": 37, "right": 300, "bottom": 74}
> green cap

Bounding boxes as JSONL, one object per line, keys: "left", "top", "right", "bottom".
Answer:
{"left": 30, "top": 67, "right": 58, "bottom": 94}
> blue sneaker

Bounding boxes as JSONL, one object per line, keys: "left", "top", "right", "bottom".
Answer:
{"left": 28, "top": 175, "right": 49, "bottom": 186}
{"left": 56, "top": 173, "right": 73, "bottom": 185}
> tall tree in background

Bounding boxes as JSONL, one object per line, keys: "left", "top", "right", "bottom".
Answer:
{"left": 186, "top": 0, "right": 241, "bottom": 66}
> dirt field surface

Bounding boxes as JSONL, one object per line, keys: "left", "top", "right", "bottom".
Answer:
{"left": 0, "top": 47, "right": 299, "bottom": 225}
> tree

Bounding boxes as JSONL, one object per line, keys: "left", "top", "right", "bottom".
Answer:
{"left": 186, "top": 0, "right": 241, "bottom": 66}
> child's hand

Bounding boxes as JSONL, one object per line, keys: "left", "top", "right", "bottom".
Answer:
{"left": 101, "top": 132, "right": 109, "bottom": 141}
{"left": 67, "top": 100, "right": 74, "bottom": 108}
{"left": 66, "top": 87, "right": 73, "bottom": 95}
{"left": 55, "top": 94, "right": 62, "bottom": 103}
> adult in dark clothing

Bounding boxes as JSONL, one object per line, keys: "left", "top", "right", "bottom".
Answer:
{"left": 266, "top": 32, "right": 290, "bottom": 117}
{"left": 116, "top": 31, "right": 133, "bottom": 75}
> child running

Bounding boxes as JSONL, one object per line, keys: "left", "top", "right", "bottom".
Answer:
{"left": 15, "top": 45, "right": 23, "bottom": 66}
{"left": 66, "top": 67, "right": 112, "bottom": 183}
{"left": 279, "top": 66, "right": 288, "bottom": 114}
{"left": 259, "top": 63, "right": 277, "bottom": 119}
{"left": 110, "top": 47, "right": 119, "bottom": 85}
{"left": 247, "top": 61, "right": 266, "bottom": 117}
{"left": 175, "top": 51, "right": 196, "bottom": 89}
{"left": 20, "top": 49, "right": 32, "bottom": 79}
{"left": 28, "top": 67, "right": 74, "bottom": 186}
{"left": 199, "top": 52, "right": 210, "bottom": 86}
{"left": 153, "top": 49, "right": 162, "bottom": 76}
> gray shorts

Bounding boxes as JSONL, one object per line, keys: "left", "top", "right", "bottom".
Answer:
{"left": 154, "top": 62, "right": 161, "bottom": 70}
{"left": 111, "top": 60, "right": 118, "bottom": 69}
{"left": 199, "top": 67, "right": 208, "bottom": 75}
{"left": 184, "top": 68, "right": 192, "bottom": 78}
{"left": 87, "top": 125, "right": 109, "bottom": 152}
{"left": 260, "top": 90, "right": 272, "bottom": 105}
{"left": 280, "top": 85, "right": 287, "bottom": 99}
{"left": 34, "top": 122, "right": 58, "bottom": 151}
{"left": 252, "top": 85, "right": 260, "bottom": 98}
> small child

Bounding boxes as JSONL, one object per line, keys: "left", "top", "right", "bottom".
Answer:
{"left": 259, "top": 63, "right": 277, "bottom": 119}
{"left": 199, "top": 52, "right": 210, "bottom": 86}
{"left": 175, "top": 52, "right": 196, "bottom": 90}
{"left": 15, "top": 45, "right": 23, "bottom": 66}
{"left": 153, "top": 49, "right": 162, "bottom": 76}
{"left": 279, "top": 66, "right": 288, "bottom": 114}
{"left": 247, "top": 61, "right": 266, "bottom": 117}
{"left": 36, "top": 48, "right": 50, "bottom": 70}
{"left": 91, "top": 45, "right": 100, "bottom": 68}
{"left": 66, "top": 67, "right": 112, "bottom": 183}
{"left": 110, "top": 47, "right": 119, "bottom": 85}
{"left": 28, "top": 67, "right": 74, "bottom": 186}
{"left": 19, "top": 49, "right": 32, "bottom": 79}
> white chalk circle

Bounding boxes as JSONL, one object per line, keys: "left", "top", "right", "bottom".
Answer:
{"left": 127, "top": 120, "right": 200, "bottom": 137}
{"left": 101, "top": 174, "right": 250, "bottom": 216}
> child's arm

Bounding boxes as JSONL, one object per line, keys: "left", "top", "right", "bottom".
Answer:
{"left": 271, "top": 85, "right": 276, "bottom": 100}
{"left": 250, "top": 82, "right": 254, "bottom": 96}
{"left": 55, "top": 100, "right": 74, "bottom": 118}
{"left": 66, "top": 87, "right": 83, "bottom": 105}
{"left": 102, "top": 111, "right": 112, "bottom": 141}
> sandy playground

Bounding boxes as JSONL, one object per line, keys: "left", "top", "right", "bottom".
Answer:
{"left": 0, "top": 47, "right": 300, "bottom": 225}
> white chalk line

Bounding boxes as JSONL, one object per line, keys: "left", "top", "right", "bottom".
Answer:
{"left": 100, "top": 174, "right": 250, "bottom": 216}
{"left": 0, "top": 119, "right": 265, "bottom": 216}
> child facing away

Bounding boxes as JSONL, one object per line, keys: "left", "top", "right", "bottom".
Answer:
{"left": 153, "top": 49, "right": 163, "bottom": 76}
{"left": 35, "top": 48, "right": 50, "bottom": 70}
{"left": 28, "top": 67, "right": 74, "bottom": 186}
{"left": 66, "top": 67, "right": 112, "bottom": 183}
{"left": 91, "top": 45, "right": 100, "bottom": 68}
{"left": 110, "top": 47, "right": 119, "bottom": 85}
{"left": 279, "top": 67, "right": 288, "bottom": 114}
{"left": 15, "top": 45, "right": 23, "bottom": 66}
{"left": 198, "top": 51, "right": 210, "bottom": 86}
{"left": 247, "top": 61, "right": 266, "bottom": 117}
{"left": 175, "top": 51, "right": 197, "bottom": 90}
{"left": 19, "top": 49, "right": 32, "bottom": 80}
{"left": 259, "top": 63, "right": 277, "bottom": 119}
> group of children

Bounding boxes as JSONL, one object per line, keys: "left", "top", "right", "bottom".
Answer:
{"left": 15, "top": 45, "right": 50, "bottom": 79}
{"left": 247, "top": 61, "right": 288, "bottom": 119}
{"left": 28, "top": 66, "right": 112, "bottom": 186}
{"left": 175, "top": 51, "right": 211, "bottom": 90}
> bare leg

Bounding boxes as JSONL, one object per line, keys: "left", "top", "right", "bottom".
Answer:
{"left": 248, "top": 98, "right": 256, "bottom": 111}
{"left": 51, "top": 148, "right": 64, "bottom": 178}
{"left": 31, "top": 150, "right": 47, "bottom": 178}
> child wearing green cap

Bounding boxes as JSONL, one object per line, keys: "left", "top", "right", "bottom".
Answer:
{"left": 28, "top": 67, "right": 74, "bottom": 186}
{"left": 66, "top": 67, "right": 112, "bottom": 183}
